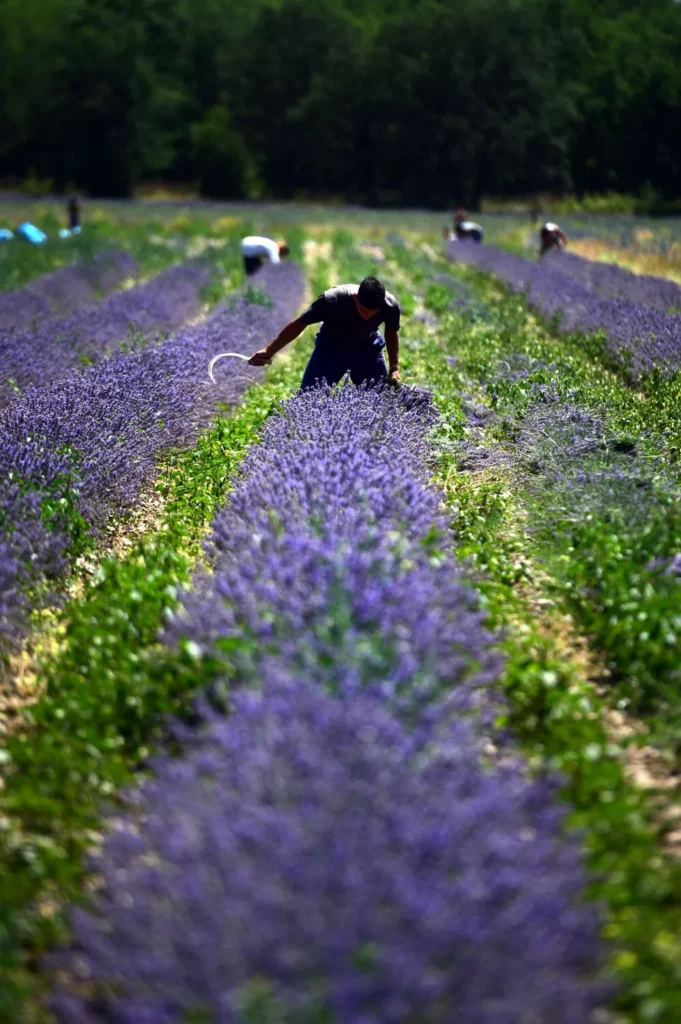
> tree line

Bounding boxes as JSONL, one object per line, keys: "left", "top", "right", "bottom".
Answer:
{"left": 1, "top": 0, "right": 680, "bottom": 207}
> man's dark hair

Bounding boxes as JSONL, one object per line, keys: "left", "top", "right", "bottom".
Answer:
{"left": 358, "top": 276, "right": 385, "bottom": 310}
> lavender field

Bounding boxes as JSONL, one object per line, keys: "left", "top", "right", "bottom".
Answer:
{"left": 2, "top": 204, "right": 681, "bottom": 1023}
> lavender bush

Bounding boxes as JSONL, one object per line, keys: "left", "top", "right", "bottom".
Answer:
{"left": 0, "top": 260, "right": 211, "bottom": 403}
{"left": 52, "top": 379, "right": 606, "bottom": 1020}
{"left": 168, "top": 384, "right": 501, "bottom": 719}
{"left": 0, "top": 250, "right": 138, "bottom": 331}
{"left": 0, "top": 263, "right": 304, "bottom": 658}
{"left": 543, "top": 251, "right": 681, "bottom": 313}
{"left": 447, "top": 241, "right": 681, "bottom": 377}
{"left": 54, "top": 677, "right": 605, "bottom": 1024}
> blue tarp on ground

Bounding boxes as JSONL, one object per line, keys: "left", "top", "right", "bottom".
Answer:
{"left": 0, "top": 229, "right": 14, "bottom": 242}
{"left": 16, "top": 222, "right": 47, "bottom": 245}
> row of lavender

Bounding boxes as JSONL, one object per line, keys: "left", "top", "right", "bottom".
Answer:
{"left": 0, "top": 263, "right": 304, "bottom": 661}
{"left": 0, "top": 260, "right": 213, "bottom": 404}
{"left": 448, "top": 241, "right": 681, "bottom": 377}
{"left": 543, "top": 250, "right": 681, "bottom": 313}
{"left": 54, "top": 385, "right": 606, "bottom": 1023}
{"left": 0, "top": 249, "right": 138, "bottom": 331}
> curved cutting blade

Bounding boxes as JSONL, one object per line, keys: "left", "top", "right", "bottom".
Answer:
{"left": 208, "top": 351, "right": 250, "bottom": 384}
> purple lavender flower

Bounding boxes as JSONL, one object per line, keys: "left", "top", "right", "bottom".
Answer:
{"left": 0, "top": 250, "right": 139, "bottom": 331}
{"left": 53, "top": 677, "right": 605, "bottom": 1024}
{"left": 544, "top": 250, "right": 681, "bottom": 314}
{"left": 167, "top": 383, "right": 500, "bottom": 720}
{"left": 0, "top": 260, "right": 210, "bottom": 403}
{"left": 0, "top": 264, "right": 304, "bottom": 659}
{"left": 51, "top": 376, "right": 606, "bottom": 1021}
{"left": 447, "top": 241, "right": 681, "bottom": 378}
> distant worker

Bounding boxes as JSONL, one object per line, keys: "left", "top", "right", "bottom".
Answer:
{"left": 453, "top": 208, "right": 484, "bottom": 243}
{"left": 540, "top": 222, "right": 568, "bottom": 256}
{"left": 248, "top": 276, "right": 401, "bottom": 388}
{"left": 530, "top": 195, "right": 541, "bottom": 225}
{"left": 67, "top": 197, "right": 81, "bottom": 232}
{"left": 240, "top": 235, "right": 289, "bottom": 277}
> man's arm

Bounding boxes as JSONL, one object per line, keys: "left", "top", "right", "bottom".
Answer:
{"left": 385, "top": 326, "right": 401, "bottom": 383}
{"left": 249, "top": 316, "right": 308, "bottom": 365}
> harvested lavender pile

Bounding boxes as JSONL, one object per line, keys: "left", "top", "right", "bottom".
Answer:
{"left": 53, "top": 383, "right": 606, "bottom": 1022}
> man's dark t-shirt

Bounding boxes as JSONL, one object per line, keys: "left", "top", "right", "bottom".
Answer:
{"left": 299, "top": 284, "right": 400, "bottom": 348}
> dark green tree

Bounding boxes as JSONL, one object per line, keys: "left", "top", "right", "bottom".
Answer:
{"left": 565, "top": 0, "right": 681, "bottom": 199}
{"left": 191, "top": 103, "right": 260, "bottom": 198}
{"left": 1, "top": 0, "right": 681, "bottom": 204}
{"left": 47, "top": 0, "right": 188, "bottom": 195}
{"left": 363, "top": 0, "right": 579, "bottom": 206}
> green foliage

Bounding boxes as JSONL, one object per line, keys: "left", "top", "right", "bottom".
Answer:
{"left": 19, "top": 170, "right": 56, "bottom": 197}
{"left": 565, "top": 0, "right": 681, "bottom": 200}
{"left": 0, "top": 234, "right": 97, "bottom": 293}
{"left": 546, "top": 494, "right": 681, "bottom": 730}
{"left": 551, "top": 191, "right": 641, "bottom": 215}
{"left": 190, "top": 104, "right": 261, "bottom": 199}
{"left": 310, "top": 258, "right": 332, "bottom": 297}
{"left": 3, "top": 0, "right": 680, "bottom": 200}
{"left": 10, "top": 0, "right": 188, "bottom": 195}
{"left": 0, "top": 214, "right": 203, "bottom": 299}
{"left": 243, "top": 284, "right": 274, "bottom": 307}
{"left": 424, "top": 281, "right": 454, "bottom": 316}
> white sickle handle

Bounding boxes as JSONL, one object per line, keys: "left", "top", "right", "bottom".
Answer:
{"left": 208, "top": 351, "right": 250, "bottom": 384}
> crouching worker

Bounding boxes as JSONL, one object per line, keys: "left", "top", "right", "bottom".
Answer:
{"left": 540, "top": 222, "right": 568, "bottom": 256}
{"left": 240, "top": 235, "right": 289, "bottom": 276}
{"left": 248, "top": 276, "right": 401, "bottom": 388}
{"left": 454, "top": 208, "right": 484, "bottom": 243}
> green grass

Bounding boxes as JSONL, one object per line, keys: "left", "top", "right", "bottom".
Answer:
{"left": 0, "top": 219, "right": 180, "bottom": 294}
{"left": 0, "top": 225, "right": 127, "bottom": 294}
{"left": 0, "top": 211, "right": 261, "bottom": 298}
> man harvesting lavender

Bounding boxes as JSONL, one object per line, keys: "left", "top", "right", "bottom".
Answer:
{"left": 540, "top": 221, "right": 568, "bottom": 256}
{"left": 240, "top": 235, "right": 289, "bottom": 277}
{"left": 249, "top": 275, "right": 402, "bottom": 387}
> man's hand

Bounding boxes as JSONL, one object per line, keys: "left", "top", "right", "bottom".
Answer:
{"left": 385, "top": 327, "right": 400, "bottom": 385}
{"left": 248, "top": 348, "right": 272, "bottom": 366}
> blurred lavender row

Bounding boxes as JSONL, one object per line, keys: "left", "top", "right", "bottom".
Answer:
{"left": 0, "top": 262, "right": 304, "bottom": 659}
{"left": 448, "top": 240, "right": 681, "bottom": 377}
{"left": 55, "top": 385, "right": 605, "bottom": 1023}
{"left": 543, "top": 250, "right": 681, "bottom": 312}
{"left": 0, "top": 260, "right": 212, "bottom": 404}
{"left": 0, "top": 249, "right": 138, "bottom": 331}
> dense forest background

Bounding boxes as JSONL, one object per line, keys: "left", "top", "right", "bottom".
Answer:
{"left": 1, "top": 0, "right": 680, "bottom": 206}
